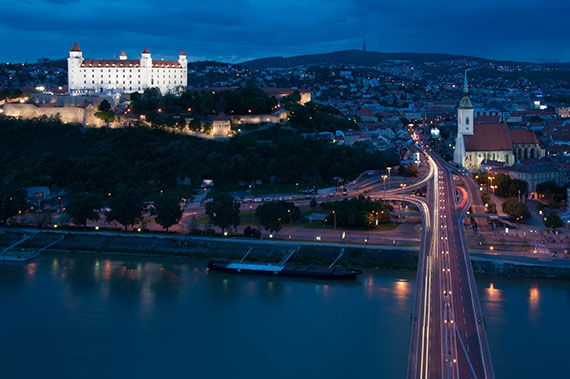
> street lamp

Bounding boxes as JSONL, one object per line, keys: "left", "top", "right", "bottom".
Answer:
{"left": 332, "top": 210, "right": 337, "bottom": 230}
{"left": 250, "top": 205, "right": 254, "bottom": 225}
{"left": 387, "top": 167, "right": 392, "bottom": 191}
{"left": 288, "top": 209, "right": 292, "bottom": 225}
{"left": 382, "top": 175, "right": 388, "bottom": 199}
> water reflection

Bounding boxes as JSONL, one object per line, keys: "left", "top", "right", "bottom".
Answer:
{"left": 0, "top": 256, "right": 420, "bottom": 379}
{"left": 25, "top": 262, "right": 38, "bottom": 278}
{"left": 394, "top": 279, "right": 410, "bottom": 300}
{"left": 529, "top": 286, "right": 540, "bottom": 321}
{"left": 483, "top": 282, "right": 505, "bottom": 322}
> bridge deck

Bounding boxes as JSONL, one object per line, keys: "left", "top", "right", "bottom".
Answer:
{"left": 406, "top": 151, "right": 494, "bottom": 379}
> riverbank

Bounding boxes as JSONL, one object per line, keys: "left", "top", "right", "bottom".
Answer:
{"left": 1, "top": 228, "right": 569, "bottom": 279}
{"left": 0, "top": 229, "right": 418, "bottom": 270}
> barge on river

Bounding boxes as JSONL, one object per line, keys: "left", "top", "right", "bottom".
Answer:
{"left": 207, "top": 247, "right": 361, "bottom": 280}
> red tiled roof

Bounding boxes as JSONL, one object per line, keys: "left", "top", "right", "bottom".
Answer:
{"left": 464, "top": 124, "right": 512, "bottom": 151}
{"left": 180, "top": 50, "right": 186, "bottom": 56}
{"left": 80, "top": 59, "right": 182, "bottom": 68}
{"left": 143, "top": 48, "right": 150, "bottom": 54}
{"left": 120, "top": 51, "right": 127, "bottom": 57}
{"left": 81, "top": 59, "right": 141, "bottom": 67}
{"left": 510, "top": 129, "right": 538, "bottom": 144}
{"left": 71, "top": 42, "right": 81, "bottom": 52}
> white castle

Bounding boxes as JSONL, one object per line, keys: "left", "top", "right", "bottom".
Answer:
{"left": 67, "top": 42, "right": 187, "bottom": 96}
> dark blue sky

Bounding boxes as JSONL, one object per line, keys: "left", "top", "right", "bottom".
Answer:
{"left": 1, "top": 0, "right": 569, "bottom": 63}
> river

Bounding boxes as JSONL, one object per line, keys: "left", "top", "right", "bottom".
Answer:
{"left": 0, "top": 254, "right": 568, "bottom": 378}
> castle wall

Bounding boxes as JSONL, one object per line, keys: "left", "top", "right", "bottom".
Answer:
{"left": 1, "top": 103, "right": 105, "bottom": 127}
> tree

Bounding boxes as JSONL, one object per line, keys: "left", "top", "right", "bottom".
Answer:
{"left": 255, "top": 201, "right": 300, "bottom": 233}
{"left": 501, "top": 197, "right": 530, "bottom": 222}
{"left": 398, "top": 164, "right": 418, "bottom": 177}
{"left": 544, "top": 212, "right": 563, "bottom": 230}
{"left": 154, "top": 195, "right": 183, "bottom": 231}
{"left": 98, "top": 99, "right": 111, "bottom": 112}
{"left": 205, "top": 193, "right": 240, "bottom": 234}
{"left": 321, "top": 196, "right": 392, "bottom": 228}
{"left": 66, "top": 193, "right": 102, "bottom": 227}
{"left": 310, "top": 197, "right": 317, "bottom": 208}
{"left": 107, "top": 186, "right": 144, "bottom": 231}
{"left": 281, "top": 90, "right": 301, "bottom": 104}
{"left": 0, "top": 184, "right": 27, "bottom": 224}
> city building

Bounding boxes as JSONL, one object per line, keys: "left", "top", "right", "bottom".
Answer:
{"left": 508, "top": 160, "right": 566, "bottom": 198}
{"left": 212, "top": 112, "right": 231, "bottom": 137}
{"left": 67, "top": 43, "right": 187, "bottom": 96}
{"left": 453, "top": 73, "right": 542, "bottom": 172}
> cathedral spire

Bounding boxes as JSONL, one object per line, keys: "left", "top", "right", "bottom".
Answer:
{"left": 458, "top": 70, "right": 472, "bottom": 109}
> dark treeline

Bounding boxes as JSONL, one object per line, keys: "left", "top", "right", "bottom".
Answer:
{"left": 131, "top": 85, "right": 278, "bottom": 116}
{"left": 0, "top": 117, "right": 399, "bottom": 197}
{"left": 0, "top": 88, "right": 24, "bottom": 101}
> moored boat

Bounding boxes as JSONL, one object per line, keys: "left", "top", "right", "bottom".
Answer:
{"left": 207, "top": 260, "right": 361, "bottom": 280}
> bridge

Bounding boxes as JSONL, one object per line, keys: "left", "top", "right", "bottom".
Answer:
{"left": 386, "top": 139, "right": 495, "bottom": 378}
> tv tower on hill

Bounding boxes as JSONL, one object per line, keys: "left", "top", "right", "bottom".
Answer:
{"left": 362, "top": 34, "right": 367, "bottom": 52}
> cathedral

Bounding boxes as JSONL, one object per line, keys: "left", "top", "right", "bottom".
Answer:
{"left": 67, "top": 43, "right": 187, "bottom": 96}
{"left": 453, "top": 73, "right": 543, "bottom": 172}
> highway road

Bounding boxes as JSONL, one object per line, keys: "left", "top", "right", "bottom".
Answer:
{"left": 405, "top": 136, "right": 495, "bottom": 378}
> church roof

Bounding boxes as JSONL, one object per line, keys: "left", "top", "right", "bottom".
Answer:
{"left": 464, "top": 123, "right": 512, "bottom": 151}
{"left": 458, "top": 96, "right": 472, "bottom": 109}
{"left": 71, "top": 42, "right": 81, "bottom": 52}
{"left": 458, "top": 71, "right": 473, "bottom": 109}
{"left": 510, "top": 129, "right": 538, "bottom": 144}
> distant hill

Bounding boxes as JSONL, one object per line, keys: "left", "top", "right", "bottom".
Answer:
{"left": 240, "top": 49, "right": 567, "bottom": 70}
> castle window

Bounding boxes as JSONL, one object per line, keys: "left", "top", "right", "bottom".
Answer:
{"left": 466, "top": 117, "right": 470, "bottom": 125}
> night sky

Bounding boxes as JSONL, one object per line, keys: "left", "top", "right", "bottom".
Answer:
{"left": 1, "top": 0, "right": 568, "bottom": 63}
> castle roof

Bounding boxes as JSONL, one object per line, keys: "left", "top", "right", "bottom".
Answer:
{"left": 142, "top": 47, "right": 150, "bottom": 54}
{"left": 120, "top": 51, "right": 127, "bottom": 57}
{"left": 180, "top": 50, "right": 186, "bottom": 56}
{"left": 71, "top": 42, "right": 81, "bottom": 52}
{"left": 80, "top": 59, "right": 182, "bottom": 68}
{"left": 464, "top": 124, "right": 512, "bottom": 151}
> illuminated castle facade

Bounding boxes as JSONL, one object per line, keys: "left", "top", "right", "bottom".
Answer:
{"left": 67, "top": 43, "right": 187, "bottom": 96}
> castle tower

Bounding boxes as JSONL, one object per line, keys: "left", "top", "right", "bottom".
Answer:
{"left": 67, "top": 42, "right": 83, "bottom": 95}
{"left": 119, "top": 51, "right": 127, "bottom": 60}
{"left": 454, "top": 71, "right": 474, "bottom": 166}
{"left": 140, "top": 47, "right": 152, "bottom": 89}
{"left": 178, "top": 50, "right": 187, "bottom": 69}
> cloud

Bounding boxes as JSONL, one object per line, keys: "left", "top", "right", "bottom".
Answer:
{"left": 0, "top": 0, "right": 568, "bottom": 62}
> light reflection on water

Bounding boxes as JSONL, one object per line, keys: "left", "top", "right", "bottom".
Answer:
{"left": 0, "top": 254, "right": 416, "bottom": 379}
{"left": 477, "top": 275, "right": 570, "bottom": 379}
{"left": 3, "top": 255, "right": 568, "bottom": 379}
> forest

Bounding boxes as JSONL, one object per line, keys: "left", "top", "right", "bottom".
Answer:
{"left": 0, "top": 116, "right": 398, "bottom": 199}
